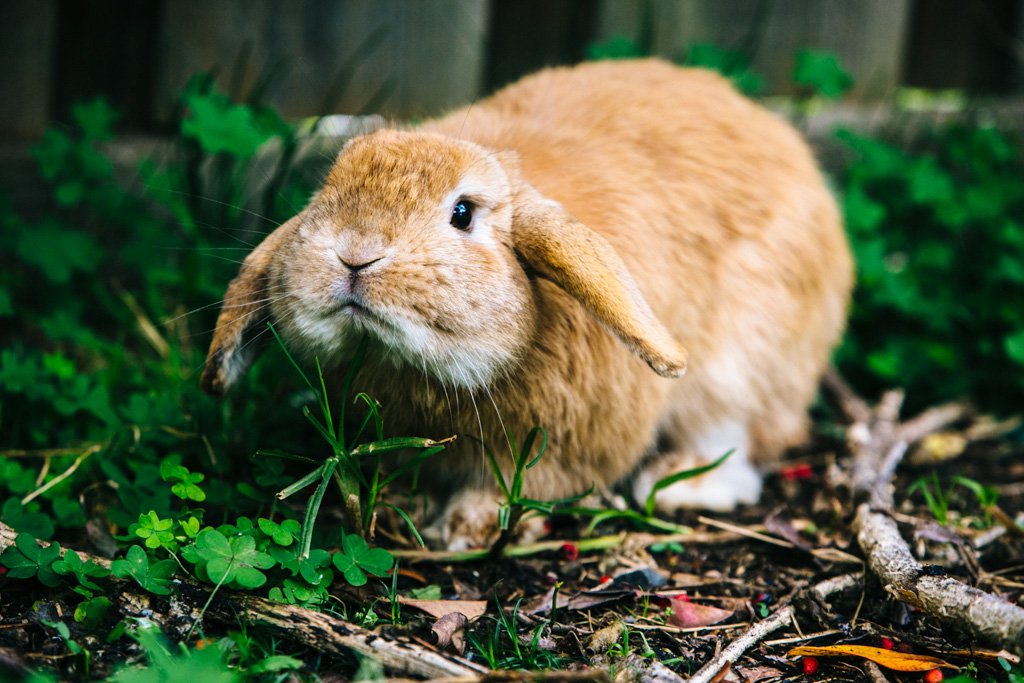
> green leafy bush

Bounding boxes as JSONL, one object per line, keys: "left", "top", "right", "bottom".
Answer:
{"left": 835, "top": 123, "right": 1024, "bottom": 412}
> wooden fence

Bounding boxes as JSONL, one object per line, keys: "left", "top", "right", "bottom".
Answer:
{"left": 2, "top": 0, "right": 1022, "bottom": 138}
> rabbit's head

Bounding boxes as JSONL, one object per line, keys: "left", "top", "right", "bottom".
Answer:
{"left": 202, "top": 129, "right": 686, "bottom": 394}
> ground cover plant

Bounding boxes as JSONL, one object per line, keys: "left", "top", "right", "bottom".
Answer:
{"left": 1, "top": 52, "right": 1023, "bottom": 682}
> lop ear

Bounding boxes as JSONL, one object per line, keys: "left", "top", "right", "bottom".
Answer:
{"left": 511, "top": 184, "right": 688, "bottom": 378}
{"left": 201, "top": 215, "right": 302, "bottom": 395}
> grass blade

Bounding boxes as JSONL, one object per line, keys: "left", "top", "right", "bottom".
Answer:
{"left": 645, "top": 449, "right": 734, "bottom": 517}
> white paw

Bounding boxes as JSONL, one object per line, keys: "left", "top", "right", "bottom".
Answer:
{"left": 633, "top": 447, "right": 763, "bottom": 514}
{"left": 424, "top": 489, "right": 549, "bottom": 551}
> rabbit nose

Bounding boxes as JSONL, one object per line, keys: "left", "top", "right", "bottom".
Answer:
{"left": 338, "top": 253, "right": 384, "bottom": 273}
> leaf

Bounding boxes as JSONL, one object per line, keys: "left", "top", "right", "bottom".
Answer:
{"left": 793, "top": 49, "right": 853, "bottom": 99}
{"left": 193, "top": 529, "right": 274, "bottom": 588}
{"left": 248, "top": 655, "right": 304, "bottom": 674}
{"left": 195, "top": 529, "right": 233, "bottom": 561}
{"left": 74, "top": 596, "right": 114, "bottom": 628}
{"left": 258, "top": 518, "right": 296, "bottom": 546}
{"left": 431, "top": 612, "right": 469, "bottom": 654}
{"left": 1005, "top": 330, "right": 1024, "bottom": 366}
{"left": 667, "top": 599, "right": 735, "bottom": 628}
{"left": 16, "top": 220, "right": 102, "bottom": 283}
{"left": 398, "top": 598, "right": 487, "bottom": 621}
{"left": 52, "top": 549, "right": 110, "bottom": 591}
{"left": 786, "top": 645, "right": 956, "bottom": 672}
{"left": 182, "top": 92, "right": 274, "bottom": 158}
{"left": 110, "top": 545, "right": 174, "bottom": 595}
{"left": 332, "top": 533, "right": 394, "bottom": 587}
{"left": 646, "top": 449, "right": 734, "bottom": 516}
{"left": 72, "top": 98, "right": 118, "bottom": 141}
{"left": 0, "top": 533, "right": 62, "bottom": 586}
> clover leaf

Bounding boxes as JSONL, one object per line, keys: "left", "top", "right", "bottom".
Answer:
{"left": 257, "top": 518, "right": 300, "bottom": 546}
{"left": 133, "top": 510, "right": 176, "bottom": 550}
{"left": 52, "top": 548, "right": 111, "bottom": 591}
{"left": 110, "top": 545, "right": 175, "bottom": 595}
{"left": 160, "top": 459, "right": 206, "bottom": 502}
{"left": 793, "top": 49, "right": 853, "bottom": 99}
{"left": 332, "top": 533, "right": 393, "bottom": 587}
{"left": 193, "top": 529, "right": 275, "bottom": 589}
{"left": 0, "top": 532, "right": 62, "bottom": 587}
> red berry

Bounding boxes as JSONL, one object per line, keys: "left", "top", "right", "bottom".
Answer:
{"left": 923, "top": 669, "right": 943, "bottom": 683}
{"left": 780, "top": 463, "right": 813, "bottom": 481}
{"left": 880, "top": 636, "right": 895, "bottom": 650}
{"left": 675, "top": 593, "right": 691, "bottom": 602}
{"left": 560, "top": 542, "right": 579, "bottom": 561}
{"left": 802, "top": 656, "right": 819, "bottom": 675}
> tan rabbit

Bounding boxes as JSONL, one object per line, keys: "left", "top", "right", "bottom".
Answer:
{"left": 202, "top": 59, "right": 853, "bottom": 549}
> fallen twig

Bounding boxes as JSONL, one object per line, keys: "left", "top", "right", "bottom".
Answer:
{"left": 203, "top": 594, "right": 488, "bottom": 679}
{"left": 392, "top": 530, "right": 755, "bottom": 563}
{"left": 826, "top": 375, "right": 1024, "bottom": 655}
{"left": 683, "top": 573, "right": 861, "bottom": 683}
{"left": 21, "top": 444, "right": 102, "bottom": 505}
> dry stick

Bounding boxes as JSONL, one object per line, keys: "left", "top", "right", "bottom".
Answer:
{"left": 20, "top": 444, "right": 102, "bottom": 505}
{"left": 391, "top": 530, "right": 746, "bottom": 563}
{"left": 0, "top": 522, "right": 485, "bottom": 679}
{"left": 683, "top": 573, "right": 861, "bottom": 683}
{"left": 203, "top": 595, "right": 488, "bottom": 679}
{"left": 855, "top": 505, "right": 1024, "bottom": 654}
{"left": 828, "top": 375, "right": 1024, "bottom": 655}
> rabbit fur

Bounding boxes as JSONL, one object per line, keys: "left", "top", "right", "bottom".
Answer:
{"left": 202, "top": 59, "right": 853, "bottom": 549}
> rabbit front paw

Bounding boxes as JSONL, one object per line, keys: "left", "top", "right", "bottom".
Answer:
{"left": 426, "top": 489, "right": 548, "bottom": 551}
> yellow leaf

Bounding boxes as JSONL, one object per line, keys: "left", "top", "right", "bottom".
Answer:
{"left": 786, "top": 645, "right": 955, "bottom": 672}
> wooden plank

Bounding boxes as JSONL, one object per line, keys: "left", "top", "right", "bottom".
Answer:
{"left": 595, "top": 0, "right": 911, "bottom": 100}
{"left": 155, "top": 0, "right": 490, "bottom": 121}
{"left": 0, "top": 0, "right": 57, "bottom": 138}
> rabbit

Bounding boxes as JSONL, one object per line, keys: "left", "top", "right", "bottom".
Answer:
{"left": 201, "top": 58, "right": 853, "bottom": 550}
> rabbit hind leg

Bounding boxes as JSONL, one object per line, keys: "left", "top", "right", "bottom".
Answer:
{"left": 631, "top": 419, "right": 763, "bottom": 514}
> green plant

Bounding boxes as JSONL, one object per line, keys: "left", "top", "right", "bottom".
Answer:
{"left": 188, "top": 528, "right": 275, "bottom": 590}
{"left": 836, "top": 123, "right": 1024, "bottom": 412}
{"left": 953, "top": 475, "right": 1000, "bottom": 526}
{"left": 41, "top": 619, "right": 90, "bottom": 676}
{"left": 561, "top": 450, "right": 733, "bottom": 536}
{"left": 793, "top": 49, "right": 853, "bottom": 99}
{"left": 268, "top": 329, "right": 449, "bottom": 556}
{"left": 52, "top": 548, "right": 111, "bottom": 594}
{"left": 909, "top": 472, "right": 952, "bottom": 525}
{"left": 0, "top": 532, "right": 63, "bottom": 587}
{"left": 110, "top": 545, "right": 177, "bottom": 596}
{"left": 109, "top": 624, "right": 239, "bottom": 683}
{"left": 468, "top": 597, "right": 574, "bottom": 671}
{"left": 484, "top": 427, "right": 591, "bottom": 556}
{"left": 331, "top": 530, "right": 394, "bottom": 587}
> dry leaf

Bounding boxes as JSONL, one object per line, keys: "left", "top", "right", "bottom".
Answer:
{"left": 786, "top": 645, "right": 956, "bottom": 672}
{"left": 522, "top": 586, "right": 637, "bottom": 615}
{"left": 587, "top": 621, "right": 625, "bottom": 652}
{"left": 431, "top": 612, "right": 468, "bottom": 654}
{"left": 398, "top": 598, "right": 486, "bottom": 621}
{"left": 735, "top": 665, "right": 786, "bottom": 682}
{"left": 947, "top": 649, "right": 1020, "bottom": 665}
{"left": 765, "top": 506, "right": 815, "bottom": 553}
{"left": 668, "top": 599, "right": 734, "bottom": 628}
{"left": 910, "top": 432, "right": 967, "bottom": 465}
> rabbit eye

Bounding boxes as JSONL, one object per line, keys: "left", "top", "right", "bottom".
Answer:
{"left": 450, "top": 200, "right": 474, "bottom": 231}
